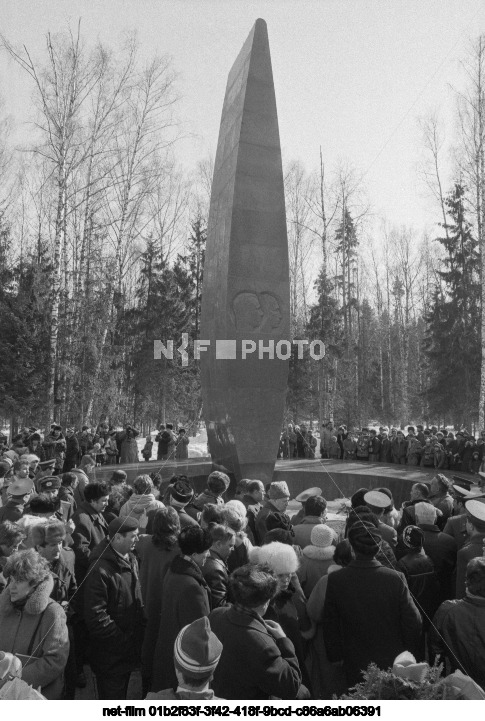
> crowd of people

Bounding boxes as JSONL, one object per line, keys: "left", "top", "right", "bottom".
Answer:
{"left": 0, "top": 423, "right": 484, "bottom": 700}
{"left": 0, "top": 423, "right": 191, "bottom": 477}
{"left": 280, "top": 422, "right": 485, "bottom": 477}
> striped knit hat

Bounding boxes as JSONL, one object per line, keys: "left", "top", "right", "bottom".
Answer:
{"left": 174, "top": 617, "right": 222, "bottom": 677}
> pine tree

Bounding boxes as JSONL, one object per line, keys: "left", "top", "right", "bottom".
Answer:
{"left": 424, "top": 183, "right": 480, "bottom": 427}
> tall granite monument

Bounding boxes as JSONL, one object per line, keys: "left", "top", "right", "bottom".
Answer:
{"left": 200, "top": 19, "right": 290, "bottom": 483}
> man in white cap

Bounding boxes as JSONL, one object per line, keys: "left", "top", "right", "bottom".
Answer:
{"left": 291, "top": 487, "right": 323, "bottom": 526}
{"left": 146, "top": 617, "right": 223, "bottom": 700}
{"left": 414, "top": 501, "right": 457, "bottom": 601}
{"left": 456, "top": 499, "right": 485, "bottom": 598}
{"left": 364, "top": 490, "right": 397, "bottom": 548}
{"left": 443, "top": 485, "right": 485, "bottom": 550}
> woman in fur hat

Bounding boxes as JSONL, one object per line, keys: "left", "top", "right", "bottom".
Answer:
{"left": 250, "top": 542, "right": 312, "bottom": 694}
{"left": 0, "top": 548, "right": 69, "bottom": 698}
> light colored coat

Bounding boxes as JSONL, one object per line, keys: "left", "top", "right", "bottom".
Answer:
{"left": 0, "top": 576, "right": 69, "bottom": 699}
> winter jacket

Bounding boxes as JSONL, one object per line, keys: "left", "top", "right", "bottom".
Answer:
{"left": 63, "top": 435, "right": 80, "bottom": 472}
{"left": 151, "top": 555, "right": 210, "bottom": 692}
{"left": 119, "top": 434, "right": 139, "bottom": 464}
{"left": 443, "top": 513, "right": 470, "bottom": 550}
{"left": 50, "top": 548, "right": 77, "bottom": 609}
{"left": 455, "top": 531, "right": 485, "bottom": 599}
{"left": 342, "top": 438, "right": 357, "bottom": 460}
{"left": 430, "top": 493, "right": 454, "bottom": 528}
{"left": 175, "top": 435, "right": 189, "bottom": 460}
{"left": 356, "top": 436, "right": 370, "bottom": 460}
{"left": 156, "top": 430, "right": 175, "bottom": 459}
{"left": 57, "top": 485, "right": 77, "bottom": 521}
{"left": 397, "top": 550, "right": 441, "bottom": 628}
{"left": 42, "top": 432, "right": 64, "bottom": 460}
{"left": 83, "top": 539, "right": 146, "bottom": 676}
{"left": 119, "top": 493, "right": 165, "bottom": 530}
{"left": 71, "top": 500, "right": 109, "bottom": 581}
{"left": 429, "top": 594, "right": 485, "bottom": 689}
{"left": 297, "top": 544, "right": 335, "bottom": 596}
{"left": 192, "top": 489, "right": 225, "bottom": 512}
{"left": 420, "top": 445, "right": 435, "bottom": 467}
{"left": 209, "top": 604, "right": 302, "bottom": 700}
{"left": 202, "top": 548, "right": 230, "bottom": 609}
{"left": 419, "top": 523, "right": 457, "bottom": 601}
{"left": 406, "top": 438, "right": 422, "bottom": 465}
{"left": 136, "top": 535, "right": 180, "bottom": 683}
{"left": 391, "top": 438, "right": 407, "bottom": 462}
{"left": 0, "top": 576, "right": 69, "bottom": 699}
{"left": 368, "top": 437, "right": 381, "bottom": 458}
{"left": 379, "top": 438, "right": 392, "bottom": 463}
{"left": 293, "top": 516, "right": 335, "bottom": 550}
{"left": 255, "top": 501, "right": 291, "bottom": 544}
{"left": 322, "top": 558, "right": 422, "bottom": 687}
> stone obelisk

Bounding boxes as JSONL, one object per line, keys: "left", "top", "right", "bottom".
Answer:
{"left": 200, "top": 19, "right": 290, "bottom": 484}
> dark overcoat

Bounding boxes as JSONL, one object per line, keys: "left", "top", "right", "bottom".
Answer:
{"left": 322, "top": 558, "right": 422, "bottom": 687}
{"left": 209, "top": 604, "right": 302, "bottom": 700}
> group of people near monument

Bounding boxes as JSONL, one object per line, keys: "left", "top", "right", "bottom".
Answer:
{"left": 0, "top": 422, "right": 191, "bottom": 477}
{"left": 0, "top": 421, "right": 485, "bottom": 701}
{"left": 280, "top": 422, "right": 485, "bottom": 477}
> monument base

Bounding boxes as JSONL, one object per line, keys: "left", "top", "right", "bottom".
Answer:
{"left": 94, "top": 457, "right": 474, "bottom": 508}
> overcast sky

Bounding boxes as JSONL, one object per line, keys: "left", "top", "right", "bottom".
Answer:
{"left": 2, "top": 0, "right": 485, "bottom": 233}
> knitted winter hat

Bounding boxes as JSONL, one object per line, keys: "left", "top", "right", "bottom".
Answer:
{"left": 348, "top": 520, "right": 381, "bottom": 555}
{"left": 268, "top": 481, "right": 290, "bottom": 500}
{"left": 310, "top": 523, "right": 334, "bottom": 548}
{"left": 174, "top": 617, "right": 222, "bottom": 677}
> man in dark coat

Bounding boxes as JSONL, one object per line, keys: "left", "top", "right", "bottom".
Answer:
{"left": 71, "top": 481, "right": 110, "bottom": 583}
{"left": 322, "top": 518, "right": 422, "bottom": 688}
{"left": 209, "top": 563, "right": 307, "bottom": 700}
{"left": 63, "top": 428, "right": 80, "bottom": 473}
{"left": 455, "top": 499, "right": 485, "bottom": 598}
{"left": 443, "top": 484, "right": 484, "bottom": 550}
{"left": 414, "top": 501, "right": 457, "bottom": 601}
{"left": 151, "top": 526, "right": 212, "bottom": 693}
{"left": 430, "top": 557, "right": 485, "bottom": 690}
{"left": 255, "top": 481, "right": 291, "bottom": 544}
{"left": 42, "top": 423, "right": 64, "bottom": 461}
{"left": 202, "top": 524, "right": 236, "bottom": 609}
{"left": 84, "top": 517, "right": 146, "bottom": 700}
{"left": 241, "top": 480, "right": 265, "bottom": 544}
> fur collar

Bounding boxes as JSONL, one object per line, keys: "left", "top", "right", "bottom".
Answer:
{"left": 0, "top": 576, "right": 54, "bottom": 615}
{"left": 302, "top": 545, "right": 335, "bottom": 561}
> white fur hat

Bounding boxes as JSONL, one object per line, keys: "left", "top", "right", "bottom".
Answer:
{"left": 310, "top": 524, "right": 334, "bottom": 548}
{"left": 225, "top": 499, "right": 247, "bottom": 518}
{"left": 252, "top": 541, "right": 299, "bottom": 574}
